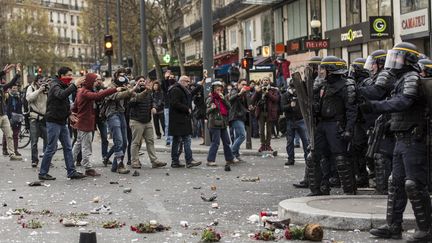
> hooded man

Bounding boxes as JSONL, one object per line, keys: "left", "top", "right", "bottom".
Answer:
{"left": 71, "top": 73, "right": 119, "bottom": 176}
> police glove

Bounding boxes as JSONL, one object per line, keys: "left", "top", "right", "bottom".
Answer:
{"left": 359, "top": 100, "right": 373, "bottom": 114}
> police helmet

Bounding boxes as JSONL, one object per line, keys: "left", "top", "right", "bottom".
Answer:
{"left": 308, "top": 56, "right": 322, "bottom": 66}
{"left": 364, "top": 50, "right": 387, "bottom": 71}
{"left": 320, "top": 56, "right": 347, "bottom": 75}
{"left": 418, "top": 59, "right": 432, "bottom": 77}
{"left": 348, "top": 58, "right": 366, "bottom": 77}
{"left": 384, "top": 42, "right": 420, "bottom": 70}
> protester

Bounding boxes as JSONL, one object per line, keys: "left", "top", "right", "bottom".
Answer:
{"left": 151, "top": 81, "right": 165, "bottom": 139}
{"left": 168, "top": 76, "right": 201, "bottom": 168}
{"left": 206, "top": 81, "right": 235, "bottom": 171}
{"left": 38, "top": 66, "right": 86, "bottom": 180}
{"left": 129, "top": 76, "right": 167, "bottom": 169}
{"left": 71, "top": 73, "right": 119, "bottom": 177}
{"left": 4, "top": 84, "right": 24, "bottom": 157}
{"left": 161, "top": 70, "right": 176, "bottom": 146}
{"left": 26, "top": 75, "right": 48, "bottom": 167}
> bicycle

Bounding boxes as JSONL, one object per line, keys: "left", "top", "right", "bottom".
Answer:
{"left": 0, "top": 123, "right": 30, "bottom": 149}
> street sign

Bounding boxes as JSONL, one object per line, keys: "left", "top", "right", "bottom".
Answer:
{"left": 163, "top": 54, "right": 171, "bottom": 63}
{"left": 304, "top": 39, "right": 329, "bottom": 50}
{"left": 262, "top": 46, "right": 271, "bottom": 57}
{"left": 275, "top": 43, "right": 286, "bottom": 54}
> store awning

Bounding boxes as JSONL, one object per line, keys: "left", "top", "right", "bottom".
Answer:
{"left": 254, "top": 56, "right": 272, "bottom": 65}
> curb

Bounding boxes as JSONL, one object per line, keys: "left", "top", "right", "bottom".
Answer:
{"left": 278, "top": 195, "right": 416, "bottom": 230}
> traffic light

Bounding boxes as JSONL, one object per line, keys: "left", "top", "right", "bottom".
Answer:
{"left": 241, "top": 57, "right": 253, "bottom": 70}
{"left": 34, "top": 67, "right": 42, "bottom": 76}
{"left": 104, "top": 35, "right": 113, "bottom": 56}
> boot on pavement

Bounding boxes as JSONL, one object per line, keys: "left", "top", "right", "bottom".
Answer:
{"left": 369, "top": 224, "right": 402, "bottom": 239}
{"left": 151, "top": 160, "right": 167, "bottom": 168}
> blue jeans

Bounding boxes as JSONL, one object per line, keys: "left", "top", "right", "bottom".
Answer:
{"left": 171, "top": 135, "right": 193, "bottom": 164}
{"left": 208, "top": 128, "right": 234, "bottom": 162}
{"left": 96, "top": 120, "right": 108, "bottom": 158}
{"left": 106, "top": 113, "right": 127, "bottom": 159}
{"left": 230, "top": 120, "right": 246, "bottom": 158}
{"left": 286, "top": 119, "right": 309, "bottom": 160}
{"left": 164, "top": 108, "right": 172, "bottom": 144}
{"left": 39, "top": 122, "right": 76, "bottom": 177}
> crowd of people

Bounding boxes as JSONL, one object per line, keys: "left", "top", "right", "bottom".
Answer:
{"left": 0, "top": 40, "right": 430, "bottom": 242}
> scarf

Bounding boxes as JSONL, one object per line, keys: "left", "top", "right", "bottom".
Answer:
{"left": 211, "top": 93, "right": 228, "bottom": 117}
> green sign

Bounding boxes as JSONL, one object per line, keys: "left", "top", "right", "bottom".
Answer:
{"left": 163, "top": 54, "right": 171, "bottom": 63}
{"left": 370, "top": 16, "right": 393, "bottom": 39}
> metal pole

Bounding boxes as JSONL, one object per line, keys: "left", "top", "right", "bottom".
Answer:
{"left": 116, "top": 0, "right": 123, "bottom": 65}
{"left": 202, "top": 0, "right": 214, "bottom": 146}
{"left": 245, "top": 69, "right": 252, "bottom": 149}
{"left": 105, "top": 0, "right": 112, "bottom": 76}
{"left": 140, "top": 0, "right": 148, "bottom": 76}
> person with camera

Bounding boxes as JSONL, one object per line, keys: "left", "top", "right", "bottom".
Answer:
{"left": 251, "top": 77, "right": 280, "bottom": 152}
{"left": 206, "top": 81, "right": 235, "bottom": 171}
{"left": 0, "top": 64, "right": 22, "bottom": 161}
{"left": 102, "top": 70, "right": 135, "bottom": 174}
{"left": 3, "top": 84, "right": 24, "bottom": 158}
{"left": 129, "top": 77, "right": 167, "bottom": 169}
{"left": 161, "top": 70, "right": 176, "bottom": 146}
{"left": 71, "top": 73, "right": 119, "bottom": 177}
{"left": 26, "top": 75, "right": 49, "bottom": 167}
{"left": 227, "top": 79, "right": 250, "bottom": 161}
{"left": 281, "top": 80, "right": 309, "bottom": 166}
{"left": 38, "top": 67, "right": 86, "bottom": 180}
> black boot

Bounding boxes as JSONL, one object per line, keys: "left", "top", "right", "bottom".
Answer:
{"left": 306, "top": 153, "right": 324, "bottom": 196}
{"left": 335, "top": 155, "right": 356, "bottom": 194}
{"left": 405, "top": 180, "right": 432, "bottom": 243}
{"left": 293, "top": 166, "right": 309, "bottom": 188}
{"left": 369, "top": 224, "right": 402, "bottom": 239}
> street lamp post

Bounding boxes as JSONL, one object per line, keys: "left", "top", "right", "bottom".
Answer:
{"left": 310, "top": 16, "right": 321, "bottom": 56}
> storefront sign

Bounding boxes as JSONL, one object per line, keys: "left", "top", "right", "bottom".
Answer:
{"left": 286, "top": 39, "right": 302, "bottom": 55}
{"left": 341, "top": 29, "right": 363, "bottom": 42}
{"left": 325, "top": 22, "right": 371, "bottom": 48}
{"left": 262, "top": 46, "right": 271, "bottom": 57}
{"left": 304, "top": 39, "right": 329, "bottom": 50}
{"left": 370, "top": 16, "right": 393, "bottom": 39}
{"left": 400, "top": 8, "right": 429, "bottom": 36}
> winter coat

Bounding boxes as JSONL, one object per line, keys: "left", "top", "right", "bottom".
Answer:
{"left": 6, "top": 92, "right": 23, "bottom": 127}
{"left": 26, "top": 82, "right": 47, "bottom": 120}
{"left": 45, "top": 78, "right": 77, "bottom": 125}
{"left": 206, "top": 93, "right": 231, "bottom": 129}
{"left": 71, "top": 78, "right": 116, "bottom": 132}
{"left": 102, "top": 83, "right": 134, "bottom": 119}
{"left": 168, "top": 83, "right": 192, "bottom": 136}
{"left": 251, "top": 87, "right": 280, "bottom": 122}
{"left": 280, "top": 89, "right": 303, "bottom": 121}
{"left": 275, "top": 60, "right": 291, "bottom": 80}
{"left": 228, "top": 88, "right": 250, "bottom": 123}
{"left": 151, "top": 90, "right": 164, "bottom": 114}
{"left": 129, "top": 89, "right": 154, "bottom": 124}
{"left": 0, "top": 71, "right": 21, "bottom": 116}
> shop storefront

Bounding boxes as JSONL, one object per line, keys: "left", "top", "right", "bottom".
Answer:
{"left": 399, "top": 7, "right": 429, "bottom": 55}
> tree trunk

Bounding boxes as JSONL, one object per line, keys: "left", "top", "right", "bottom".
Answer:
{"left": 148, "top": 34, "right": 163, "bottom": 81}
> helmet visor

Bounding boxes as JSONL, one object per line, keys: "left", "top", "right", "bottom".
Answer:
{"left": 364, "top": 56, "right": 374, "bottom": 71}
{"left": 348, "top": 66, "right": 355, "bottom": 77}
{"left": 384, "top": 49, "right": 405, "bottom": 70}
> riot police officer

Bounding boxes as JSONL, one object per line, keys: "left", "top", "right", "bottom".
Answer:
{"left": 349, "top": 57, "right": 372, "bottom": 187}
{"left": 358, "top": 49, "right": 394, "bottom": 195}
{"left": 418, "top": 58, "right": 432, "bottom": 78}
{"left": 307, "top": 56, "right": 357, "bottom": 196}
{"left": 365, "top": 42, "right": 431, "bottom": 242}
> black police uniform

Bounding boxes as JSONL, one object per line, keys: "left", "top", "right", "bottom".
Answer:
{"left": 367, "top": 43, "right": 431, "bottom": 242}
{"left": 307, "top": 56, "right": 357, "bottom": 195}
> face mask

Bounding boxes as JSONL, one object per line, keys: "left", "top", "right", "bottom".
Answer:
{"left": 60, "top": 77, "right": 73, "bottom": 85}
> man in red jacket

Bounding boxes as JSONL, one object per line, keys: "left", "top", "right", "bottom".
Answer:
{"left": 71, "top": 73, "right": 120, "bottom": 176}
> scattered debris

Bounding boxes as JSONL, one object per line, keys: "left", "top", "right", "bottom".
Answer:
{"left": 193, "top": 186, "right": 202, "bottom": 190}
{"left": 201, "top": 227, "right": 221, "bottom": 242}
{"left": 90, "top": 205, "right": 112, "bottom": 215}
{"left": 130, "top": 222, "right": 170, "bottom": 233}
{"left": 155, "top": 189, "right": 161, "bottom": 191}
{"left": 61, "top": 218, "right": 89, "bottom": 227}
{"left": 69, "top": 200, "right": 77, "bottom": 205}
{"left": 252, "top": 230, "right": 276, "bottom": 241}
{"left": 211, "top": 203, "right": 219, "bottom": 209}
{"left": 22, "top": 219, "right": 42, "bottom": 229}
{"left": 92, "top": 196, "right": 101, "bottom": 203}
{"left": 210, "top": 185, "right": 217, "bottom": 191}
{"left": 132, "top": 170, "right": 140, "bottom": 177}
{"left": 285, "top": 226, "right": 304, "bottom": 240}
{"left": 201, "top": 193, "right": 217, "bottom": 202}
{"left": 166, "top": 173, "right": 170, "bottom": 176}
{"left": 248, "top": 214, "right": 260, "bottom": 224}
{"left": 102, "top": 220, "right": 125, "bottom": 229}
{"left": 284, "top": 224, "right": 323, "bottom": 241}
{"left": 265, "top": 218, "right": 291, "bottom": 229}
{"left": 123, "top": 188, "right": 132, "bottom": 193}
{"left": 28, "top": 181, "right": 42, "bottom": 187}
{"left": 180, "top": 221, "right": 189, "bottom": 228}
{"left": 240, "top": 176, "right": 260, "bottom": 182}
{"left": 8, "top": 208, "right": 32, "bottom": 215}
{"left": 109, "top": 181, "right": 119, "bottom": 184}
{"left": 207, "top": 220, "right": 218, "bottom": 227}
{"left": 2, "top": 203, "right": 7, "bottom": 207}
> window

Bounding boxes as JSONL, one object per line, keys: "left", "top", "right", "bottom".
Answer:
{"left": 64, "top": 28, "right": 67, "bottom": 38}
{"left": 77, "top": 32, "right": 80, "bottom": 43}
{"left": 327, "top": 47, "right": 342, "bottom": 57}
{"left": 346, "top": 0, "right": 360, "bottom": 25}
{"left": 348, "top": 50, "right": 362, "bottom": 63}
{"left": 64, "top": 13, "right": 67, "bottom": 24}
{"left": 58, "top": 27, "right": 61, "bottom": 37}
{"left": 72, "top": 48, "right": 75, "bottom": 58}
{"left": 245, "top": 20, "right": 252, "bottom": 50}
{"left": 76, "top": 16, "right": 79, "bottom": 26}
{"left": 367, "top": 0, "right": 391, "bottom": 17}
{"left": 367, "top": 39, "right": 393, "bottom": 54}
{"left": 400, "top": 0, "right": 428, "bottom": 14}
{"left": 261, "top": 12, "right": 272, "bottom": 45}
{"left": 230, "top": 29, "right": 237, "bottom": 49}
{"left": 71, "top": 15, "right": 74, "bottom": 25}
{"left": 252, "top": 19, "right": 256, "bottom": 41}
{"left": 287, "top": 0, "right": 307, "bottom": 40}
{"left": 274, "top": 8, "right": 284, "bottom": 44}
{"left": 326, "top": 0, "right": 340, "bottom": 30}
{"left": 57, "top": 12, "right": 60, "bottom": 23}
{"left": 50, "top": 11, "right": 53, "bottom": 22}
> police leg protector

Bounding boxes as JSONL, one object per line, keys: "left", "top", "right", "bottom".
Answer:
{"left": 405, "top": 180, "right": 432, "bottom": 241}
{"left": 306, "top": 152, "right": 322, "bottom": 195}
{"left": 386, "top": 175, "right": 407, "bottom": 227}
{"left": 374, "top": 153, "right": 390, "bottom": 194}
{"left": 335, "top": 155, "right": 356, "bottom": 194}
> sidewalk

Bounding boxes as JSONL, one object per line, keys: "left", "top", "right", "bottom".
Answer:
{"left": 149, "top": 136, "right": 307, "bottom": 159}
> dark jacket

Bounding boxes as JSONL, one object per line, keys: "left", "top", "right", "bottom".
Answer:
{"left": 129, "top": 89, "right": 154, "bottom": 124}
{"left": 152, "top": 90, "right": 164, "bottom": 114}
{"left": 6, "top": 92, "right": 23, "bottom": 127}
{"left": 251, "top": 87, "right": 280, "bottom": 122}
{"left": 280, "top": 89, "right": 303, "bottom": 121}
{"left": 0, "top": 71, "right": 21, "bottom": 116}
{"left": 45, "top": 78, "right": 77, "bottom": 125}
{"left": 228, "top": 88, "right": 250, "bottom": 123}
{"left": 168, "top": 83, "right": 192, "bottom": 136}
{"left": 161, "top": 78, "right": 176, "bottom": 108}
{"left": 193, "top": 88, "right": 206, "bottom": 120}
{"left": 206, "top": 94, "right": 231, "bottom": 129}
{"left": 71, "top": 79, "right": 116, "bottom": 132}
